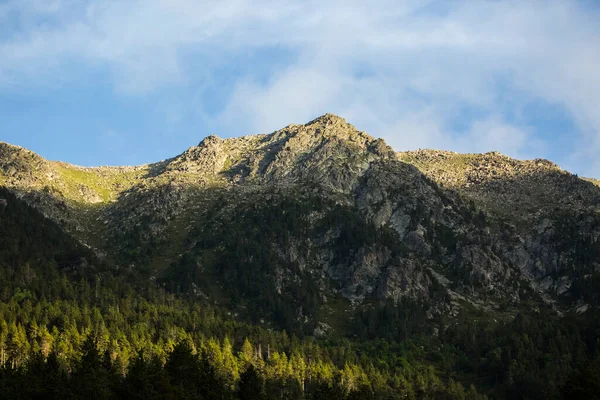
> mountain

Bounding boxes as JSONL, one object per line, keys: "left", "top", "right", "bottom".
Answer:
{"left": 1, "top": 114, "right": 600, "bottom": 398}
{"left": 3, "top": 114, "right": 597, "bottom": 327}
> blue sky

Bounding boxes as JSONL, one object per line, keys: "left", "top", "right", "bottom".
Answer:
{"left": 1, "top": 1, "right": 600, "bottom": 176}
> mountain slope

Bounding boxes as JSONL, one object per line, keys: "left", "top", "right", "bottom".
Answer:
{"left": 1, "top": 114, "right": 599, "bottom": 335}
{"left": 0, "top": 187, "right": 107, "bottom": 302}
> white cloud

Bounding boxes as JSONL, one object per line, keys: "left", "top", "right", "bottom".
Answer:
{"left": 217, "top": 66, "right": 345, "bottom": 134}
{"left": 375, "top": 113, "right": 540, "bottom": 161}
{"left": 459, "top": 118, "right": 546, "bottom": 160}
{"left": 1, "top": 0, "right": 600, "bottom": 175}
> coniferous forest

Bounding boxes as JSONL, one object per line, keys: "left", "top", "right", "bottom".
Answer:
{"left": 2, "top": 0, "right": 600, "bottom": 396}
{"left": 1, "top": 187, "right": 600, "bottom": 400}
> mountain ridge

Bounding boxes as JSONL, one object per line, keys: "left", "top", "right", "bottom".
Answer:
{"left": 3, "top": 114, "right": 575, "bottom": 180}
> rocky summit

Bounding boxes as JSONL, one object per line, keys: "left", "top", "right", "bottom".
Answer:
{"left": 2, "top": 114, "right": 599, "bottom": 335}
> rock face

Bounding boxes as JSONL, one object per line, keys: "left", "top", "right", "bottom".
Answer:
{"left": 399, "top": 149, "right": 600, "bottom": 309}
{"left": 2, "top": 114, "right": 600, "bottom": 333}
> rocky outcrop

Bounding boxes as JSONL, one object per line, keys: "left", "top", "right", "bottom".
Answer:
{"left": 398, "top": 149, "right": 600, "bottom": 220}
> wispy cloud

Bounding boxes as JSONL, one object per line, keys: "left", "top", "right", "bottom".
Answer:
{"left": 1, "top": 1, "right": 600, "bottom": 175}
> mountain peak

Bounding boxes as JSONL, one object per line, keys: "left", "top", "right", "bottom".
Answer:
{"left": 288, "top": 113, "right": 370, "bottom": 144}
{"left": 303, "top": 113, "right": 359, "bottom": 136}
{"left": 198, "top": 134, "right": 223, "bottom": 148}
{"left": 307, "top": 113, "right": 348, "bottom": 126}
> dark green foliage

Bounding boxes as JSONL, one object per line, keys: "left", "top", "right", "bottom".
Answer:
{"left": 70, "top": 337, "right": 120, "bottom": 400}
{"left": 0, "top": 187, "right": 599, "bottom": 399}
{"left": 161, "top": 195, "right": 324, "bottom": 334}
{"left": 346, "top": 384, "right": 374, "bottom": 400}
{"left": 162, "top": 341, "right": 232, "bottom": 399}
{"left": 547, "top": 210, "right": 600, "bottom": 306}
{"left": 120, "top": 353, "right": 171, "bottom": 400}
{"left": 17, "top": 352, "right": 67, "bottom": 400}
{"left": 308, "top": 381, "right": 345, "bottom": 400}
{"left": 561, "top": 358, "right": 600, "bottom": 400}
{"left": 0, "top": 188, "right": 99, "bottom": 300}
{"left": 238, "top": 365, "right": 266, "bottom": 400}
{"left": 357, "top": 299, "right": 430, "bottom": 341}
{"left": 165, "top": 341, "right": 209, "bottom": 399}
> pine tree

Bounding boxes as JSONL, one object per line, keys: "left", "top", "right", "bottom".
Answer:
{"left": 120, "top": 352, "right": 172, "bottom": 400}
{"left": 164, "top": 340, "right": 202, "bottom": 399}
{"left": 70, "top": 336, "right": 118, "bottom": 400}
{"left": 238, "top": 364, "right": 266, "bottom": 400}
{"left": 238, "top": 338, "right": 254, "bottom": 369}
